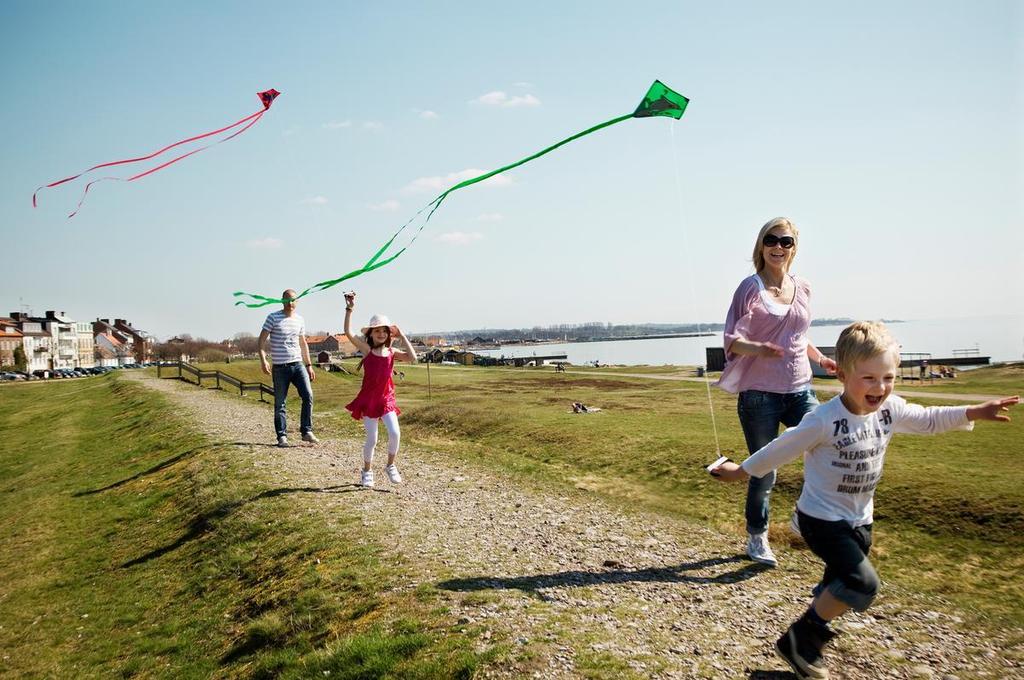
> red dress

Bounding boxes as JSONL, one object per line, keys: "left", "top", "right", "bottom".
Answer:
{"left": 345, "top": 350, "right": 401, "bottom": 420}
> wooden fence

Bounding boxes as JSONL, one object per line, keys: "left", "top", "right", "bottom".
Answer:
{"left": 157, "top": 361, "right": 274, "bottom": 402}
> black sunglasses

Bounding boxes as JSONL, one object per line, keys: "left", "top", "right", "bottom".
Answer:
{"left": 763, "top": 234, "right": 796, "bottom": 249}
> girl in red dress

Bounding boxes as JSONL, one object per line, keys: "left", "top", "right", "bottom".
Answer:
{"left": 344, "top": 292, "right": 418, "bottom": 487}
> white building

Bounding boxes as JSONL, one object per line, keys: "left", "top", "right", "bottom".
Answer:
{"left": 8, "top": 314, "right": 52, "bottom": 372}
{"left": 42, "top": 311, "right": 77, "bottom": 369}
{"left": 76, "top": 321, "right": 95, "bottom": 369}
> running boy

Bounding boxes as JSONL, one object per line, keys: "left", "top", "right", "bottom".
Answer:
{"left": 710, "top": 321, "right": 1017, "bottom": 679}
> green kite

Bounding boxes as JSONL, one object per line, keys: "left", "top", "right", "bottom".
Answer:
{"left": 233, "top": 80, "right": 688, "bottom": 308}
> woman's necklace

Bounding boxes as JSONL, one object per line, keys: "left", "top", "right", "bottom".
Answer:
{"left": 761, "top": 273, "right": 788, "bottom": 298}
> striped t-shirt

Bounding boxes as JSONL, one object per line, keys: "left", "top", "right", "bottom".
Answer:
{"left": 262, "top": 311, "right": 305, "bottom": 365}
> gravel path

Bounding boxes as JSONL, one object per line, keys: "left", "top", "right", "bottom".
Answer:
{"left": 127, "top": 372, "right": 1023, "bottom": 679}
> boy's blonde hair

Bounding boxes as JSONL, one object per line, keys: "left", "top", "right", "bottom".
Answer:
{"left": 752, "top": 217, "right": 799, "bottom": 272}
{"left": 835, "top": 321, "right": 901, "bottom": 375}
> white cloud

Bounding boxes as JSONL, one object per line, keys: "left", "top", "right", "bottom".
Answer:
{"left": 368, "top": 199, "right": 401, "bottom": 212}
{"left": 403, "top": 168, "right": 513, "bottom": 194}
{"left": 418, "top": 109, "right": 439, "bottom": 120}
{"left": 436, "top": 231, "right": 483, "bottom": 245}
{"left": 513, "top": 81, "right": 535, "bottom": 89}
{"left": 475, "top": 212, "right": 504, "bottom": 222}
{"left": 301, "top": 196, "right": 329, "bottom": 205}
{"left": 472, "top": 91, "right": 541, "bottom": 108}
{"left": 323, "top": 120, "right": 384, "bottom": 131}
{"left": 247, "top": 237, "right": 283, "bottom": 249}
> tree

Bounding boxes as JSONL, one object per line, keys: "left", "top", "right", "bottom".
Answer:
{"left": 231, "top": 332, "right": 260, "bottom": 355}
{"left": 197, "top": 348, "right": 228, "bottom": 363}
{"left": 13, "top": 345, "right": 27, "bottom": 372}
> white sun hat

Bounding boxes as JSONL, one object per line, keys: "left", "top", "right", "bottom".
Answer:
{"left": 361, "top": 314, "right": 398, "bottom": 335}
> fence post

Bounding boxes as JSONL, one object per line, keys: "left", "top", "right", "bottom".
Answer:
{"left": 178, "top": 361, "right": 182, "bottom": 379}
{"left": 216, "top": 372, "right": 220, "bottom": 390}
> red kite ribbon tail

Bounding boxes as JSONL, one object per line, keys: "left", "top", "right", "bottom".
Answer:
{"left": 35, "top": 88, "right": 279, "bottom": 209}
{"left": 125, "top": 111, "right": 265, "bottom": 182}
{"left": 34, "top": 109, "right": 265, "bottom": 208}
{"left": 66, "top": 110, "right": 267, "bottom": 219}
{"left": 67, "top": 177, "right": 118, "bottom": 219}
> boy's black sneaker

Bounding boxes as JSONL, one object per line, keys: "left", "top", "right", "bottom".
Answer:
{"left": 775, "top": 616, "right": 836, "bottom": 679}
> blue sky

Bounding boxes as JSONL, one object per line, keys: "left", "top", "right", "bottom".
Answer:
{"left": 1, "top": 1, "right": 1020, "bottom": 340}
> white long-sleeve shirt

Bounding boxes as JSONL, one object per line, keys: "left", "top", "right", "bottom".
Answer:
{"left": 741, "top": 394, "right": 973, "bottom": 526}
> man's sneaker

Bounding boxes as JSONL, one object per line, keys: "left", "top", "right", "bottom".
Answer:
{"left": 301, "top": 432, "right": 320, "bottom": 444}
{"left": 746, "top": 531, "right": 778, "bottom": 567}
{"left": 385, "top": 464, "right": 402, "bottom": 484}
{"left": 775, "top": 617, "right": 836, "bottom": 679}
{"left": 789, "top": 511, "right": 803, "bottom": 538}
{"left": 277, "top": 435, "right": 289, "bottom": 448}
{"left": 360, "top": 470, "right": 374, "bottom": 487}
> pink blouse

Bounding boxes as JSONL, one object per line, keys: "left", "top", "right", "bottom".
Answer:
{"left": 717, "top": 273, "right": 814, "bottom": 394}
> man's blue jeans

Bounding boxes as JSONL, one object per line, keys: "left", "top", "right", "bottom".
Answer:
{"left": 272, "top": 362, "right": 313, "bottom": 438}
{"left": 737, "top": 388, "right": 819, "bottom": 534}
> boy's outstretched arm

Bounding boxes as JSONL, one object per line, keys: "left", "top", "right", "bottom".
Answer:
{"left": 710, "top": 408, "right": 826, "bottom": 482}
{"left": 966, "top": 396, "right": 1020, "bottom": 422}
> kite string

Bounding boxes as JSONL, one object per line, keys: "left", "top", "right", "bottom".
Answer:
{"left": 669, "top": 121, "right": 721, "bottom": 457}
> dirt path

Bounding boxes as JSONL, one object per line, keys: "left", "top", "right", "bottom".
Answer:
{"left": 126, "top": 372, "right": 1022, "bottom": 679}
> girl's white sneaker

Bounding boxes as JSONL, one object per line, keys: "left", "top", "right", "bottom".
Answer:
{"left": 385, "top": 464, "right": 402, "bottom": 484}
{"left": 360, "top": 470, "right": 374, "bottom": 487}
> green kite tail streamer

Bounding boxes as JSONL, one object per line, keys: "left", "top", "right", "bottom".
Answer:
{"left": 233, "top": 80, "right": 689, "bottom": 308}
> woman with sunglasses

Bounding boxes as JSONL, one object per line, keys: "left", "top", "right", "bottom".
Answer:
{"left": 718, "top": 217, "right": 837, "bottom": 567}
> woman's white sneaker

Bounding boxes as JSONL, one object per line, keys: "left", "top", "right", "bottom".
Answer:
{"left": 360, "top": 470, "right": 374, "bottom": 487}
{"left": 747, "top": 531, "right": 778, "bottom": 567}
{"left": 385, "top": 464, "right": 402, "bottom": 484}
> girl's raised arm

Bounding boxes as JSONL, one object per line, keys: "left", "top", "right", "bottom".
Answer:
{"left": 343, "top": 293, "right": 371, "bottom": 355}
{"left": 391, "top": 326, "right": 418, "bottom": 364}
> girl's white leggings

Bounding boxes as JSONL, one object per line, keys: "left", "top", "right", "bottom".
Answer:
{"left": 362, "top": 412, "right": 400, "bottom": 463}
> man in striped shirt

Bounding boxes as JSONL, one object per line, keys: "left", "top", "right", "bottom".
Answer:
{"left": 258, "top": 289, "right": 318, "bottom": 447}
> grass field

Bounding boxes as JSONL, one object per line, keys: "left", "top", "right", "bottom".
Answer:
{"left": 0, "top": 375, "right": 489, "bottom": 678}
{"left": 182, "top": 358, "right": 1024, "bottom": 628}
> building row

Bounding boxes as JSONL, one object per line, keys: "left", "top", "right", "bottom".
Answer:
{"left": 0, "top": 311, "right": 154, "bottom": 372}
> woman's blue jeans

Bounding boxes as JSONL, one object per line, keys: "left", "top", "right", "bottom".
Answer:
{"left": 737, "top": 388, "right": 819, "bottom": 534}
{"left": 272, "top": 362, "right": 313, "bottom": 438}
